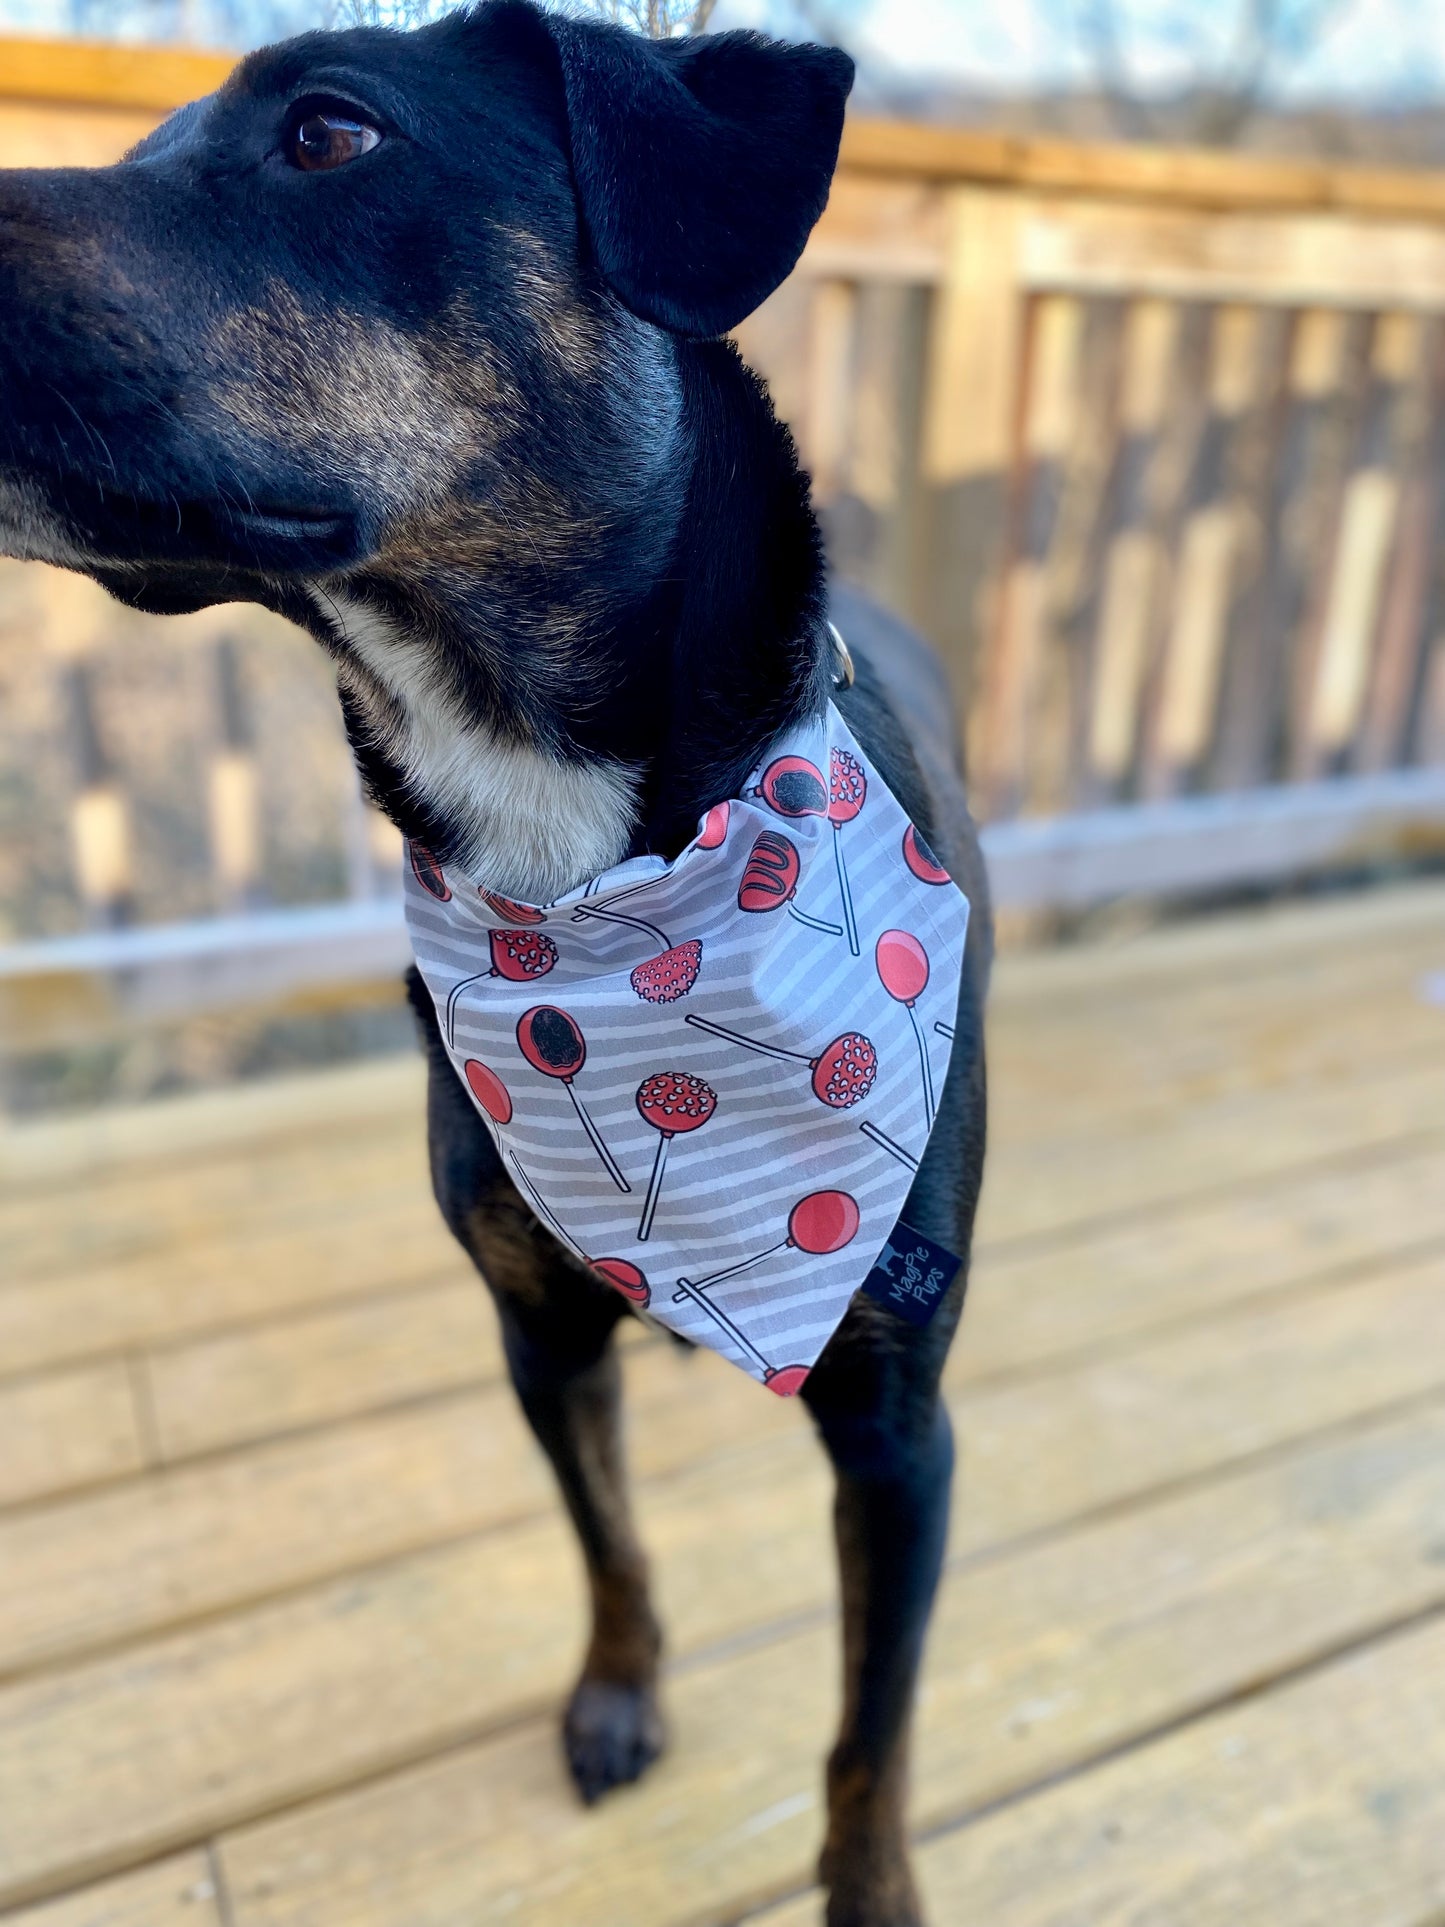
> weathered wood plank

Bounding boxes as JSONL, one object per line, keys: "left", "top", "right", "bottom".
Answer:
{"left": 0, "top": 1056, "right": 423, "bottom": 1194}
{"left": 124, "top": 1117, "right": 1443, "bottom": 1470}
{"left": 214, "top": 1396, "right": 1445, "bottom": 1927}
{"left": 0, "top": 1121, "right": 436, "bottom": 1288}
{"left": 759, "top": 1626, "right": 1445, "bottom": 1927}
{"left": 0, "top": 1854, "right": 222, "bottom": 1927}
{"left": 2, "top": 1248, "right": 1441, "bottom": 1905}
{"left": 0, "top": 1342, "right": 795, "bottom": 1679}
{"left": 126, "top": 1123, "right": 1442, "bottom": 1470}
{"left": 3, "top": 884, "right": 1433, "bottom": 1194}
{"left": 838, "top": 115, "right": 1445, "bottom": 224}
{"left": 979, "top": 1047, "right": 1445, "bottom": 1247}
{"left": 0, "top": 1196, "right": 464, "bottom": 1381}
{"left": 0, "top": 38, "right": 232, "bottom": 112}
{"left": 0, "top": 1362, "right": 143, "bottom": 1511}
{"left": 0, "top": 101, "right": 155, "bottom": 168}
{"left": 143, "top": 1279, "right": 499, "bottom": 1463}
{"left": 966, "top": 1133, "right": 1445, "bottom": 1378}
{"left": 924, "top": 187, "right": 1023, "bottom": 484}
{"left": 1021, "top": 199, "right": 1445, "bottom": 312}
{"left": 4, "top": 889, "right": 1440, "bottom": 1384}
{"left": 988, "top": 909, "right": 1445, "bottom": 1122}
{"left": 989, "top": 876, "right": 1445, "bottom": 1003}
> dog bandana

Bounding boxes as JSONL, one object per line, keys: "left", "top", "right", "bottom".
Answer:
{"left": 404, "top": 702, "right": 970, "bottom": 1395}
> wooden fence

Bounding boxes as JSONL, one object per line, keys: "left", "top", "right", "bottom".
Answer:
{"left": 737, "top": 123, "right": 1445, "bottom": 818}
{"left": 2, "top": 37, "right": 1444, "bottom": 1043}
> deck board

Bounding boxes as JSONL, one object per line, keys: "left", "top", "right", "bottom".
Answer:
{"left": 0, "top": 1362, "right": 145, "bottom": 1510}
{"left": 214, "top": 1399, "right": 1445, "bottom": 1927}
{"left": 754, "top": 1613, "right": 1445, "bottom": 1927}
{"left": 0, "top": 882, "right": 1442, "bottom": 1924}
{"left": 0, "top": 1855, "right": 223, "bottom": 1927}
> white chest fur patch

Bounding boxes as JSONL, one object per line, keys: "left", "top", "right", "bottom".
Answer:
{"left": 320, "top": 592, "right": 641, "bottom": 904}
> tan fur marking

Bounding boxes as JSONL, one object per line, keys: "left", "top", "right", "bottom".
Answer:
{"left": 203, "top": 285, "right": 502, "bottom": 514}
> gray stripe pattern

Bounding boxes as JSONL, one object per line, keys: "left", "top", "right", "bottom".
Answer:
{"left": 404, "top": 703, "right": 969, "bottom": 1396}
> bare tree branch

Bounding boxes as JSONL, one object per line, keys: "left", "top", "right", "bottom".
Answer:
{"left": 1074, "top": 0, "right": 1352, "bottom": 146}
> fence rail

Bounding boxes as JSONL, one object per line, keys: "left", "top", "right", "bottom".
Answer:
{"left": 1, "top": 39, "right": 1444, "bottom": 1028}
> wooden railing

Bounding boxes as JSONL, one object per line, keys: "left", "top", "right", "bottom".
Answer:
{"left": 2, "top": 38, "right": 1444, "bottom": 1042}
{"left": 738, "top": 120, "right": 1445, "bottom": 827}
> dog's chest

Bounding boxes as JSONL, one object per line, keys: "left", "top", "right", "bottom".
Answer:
{"left": 321, "top": 591, "right": 640, "bottom": 903}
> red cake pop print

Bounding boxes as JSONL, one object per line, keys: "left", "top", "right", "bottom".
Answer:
{"left": 828, "top": 747, "right": 867, "bottom": 956}
{"left": 750, "top": 754, "right": 829, "bottom": 819}
{"left": 408, "top": 842, "right": 450, "bottom": 901}
{"left": 671, "top": 1190, "right": 860, "bottom": 1383}
{"left": 763, "top": 1365, "right": 811, "bottom": 1398}
{"left": 593, "top": 1258, "right": 650, "bottom": 1307}
{"left": 684, "top": 1013, "right": 877, "bottom": 1110}
{"left": 737, "top": 830, "right": 844, "bottom": 936}
{"left": 697, "top": 800, "right": 731, "bottom": 849}
{"left": 463, "top": 1058, "right": 513, "bottom": 1126}
{"left": 876, "top": 929, "right": 936, "bottom": 1127}
{"left": 902, "top": 824, "right": 951, "bottom": 886}
{"left": 444, "top": 928, "right": 559, "bottom": 1046}
{"left": 516, "top": 1005, "right": 630, "bottom": 1192}
{"left": 479, "top": 888, "right": 545, "bottom": 924}
{"left": 571, "top": 901, "right": 703, "bottom": 1005}
{"left": 635, "top": 1070, "right": 718, "bottom": 1241}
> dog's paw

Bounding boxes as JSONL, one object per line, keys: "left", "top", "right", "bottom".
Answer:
{"left": 821, "top": 1843, "right": 925, "bottom": 1927}
{"left": 823, "top": 1885, "right": 925, "bottom": 1927}
{"left": 563, "top": 1677, "right": 666, "bottom": 1804}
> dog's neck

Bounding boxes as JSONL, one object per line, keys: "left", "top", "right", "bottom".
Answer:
{"left": 311, "top": 340, "right": 832, "bottom": 904}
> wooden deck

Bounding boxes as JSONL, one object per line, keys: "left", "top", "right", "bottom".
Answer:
{"left": 1, "top": 882, "right": 1443, "bottom": 1926}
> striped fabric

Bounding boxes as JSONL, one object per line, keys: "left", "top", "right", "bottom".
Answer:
{"left": 404, "top": 702, "right": 969, "bottom": 1395}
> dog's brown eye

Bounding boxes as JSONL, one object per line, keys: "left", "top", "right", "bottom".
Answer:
{"left": 291, "top": 112, "right": 380, "bottom": 172}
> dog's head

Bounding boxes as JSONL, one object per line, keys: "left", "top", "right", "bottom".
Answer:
{"left": 0, "top": 1, "right": 852, "bottom": 616}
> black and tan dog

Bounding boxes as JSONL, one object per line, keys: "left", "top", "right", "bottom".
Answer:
{"left": 0, "top": 6, "right": 990, "bottom": 1919}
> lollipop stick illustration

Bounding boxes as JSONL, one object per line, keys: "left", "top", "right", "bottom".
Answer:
{"left": 738, "top": 829, "right": 843, "bottom": 936}
{"left": 672, "top": 1190, "right": 860, "bottom": 1391}
{"left": 684, "top": 1012, "right": 877, "bottom": 1109}
{"left": 446, "top": 928, "right": 558, "bottom": 1047}
{"left": 571, "top": 901, "right": 703, "bottom": 1005}
{"left": 876, "top": 929, "right": 936, "bottom": 1128}
{"left": 515, "top": 1005, "right": 630, "bottom": 1192}
{"left": 672, "top": 1277, "right": 813, "bottom": 1395}
{"left": 828, "top": 748, "right": 867, "bottom": 957}
{"left": 859, "top": 1119, "right": 920, "bottom": 1172}
{"left": 635, "top": 1071, "right": 717, "bottom": 1241}
{"left": 508, "top": 1151, "right": 577, "bottom": 1247}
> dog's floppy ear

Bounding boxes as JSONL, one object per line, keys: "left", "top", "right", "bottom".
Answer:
{"left": 519, "top": 6, "right": 854, "bottom": 338}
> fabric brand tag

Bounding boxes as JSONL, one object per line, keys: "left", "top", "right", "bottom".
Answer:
{"left": 860, "top": 1222, "right": 963, "bottom": 1327}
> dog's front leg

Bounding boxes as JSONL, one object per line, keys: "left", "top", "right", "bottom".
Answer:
{"left": 499, "top": 1292, "right": 666, "bottom": 1801}
{"left": 415, "top": 975, "right": 665, "bottom": 1803}
{"left": 804, "top": 1318, "right": 956, "bottom": 1927}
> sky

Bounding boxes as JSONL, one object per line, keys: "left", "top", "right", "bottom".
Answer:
{"left": 713, "top": 0, "right": 1445, "bottom": 107}
{"left": 3, "top": 0, "right": 1444, "bottom": 108}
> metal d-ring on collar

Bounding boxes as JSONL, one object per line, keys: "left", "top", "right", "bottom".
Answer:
{"left": 827, "top": 620, "right": 855, "bottom": 690}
